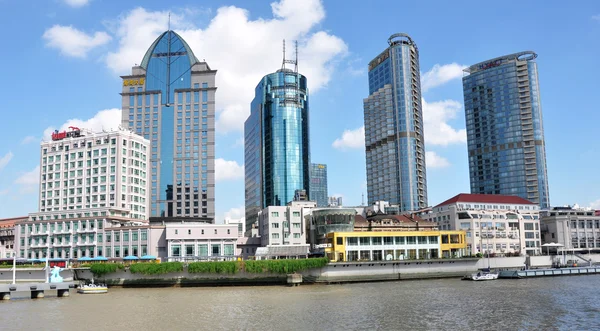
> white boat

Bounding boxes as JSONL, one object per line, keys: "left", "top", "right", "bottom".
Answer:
{"left": 77, "top": 283, "right": 108, "bottom": 294}
{"left": 463, "top": 271, "right": 499, "bottom": 281}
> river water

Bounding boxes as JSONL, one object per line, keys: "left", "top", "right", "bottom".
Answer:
{"left": 1, "top": 275, "right": 599, "bottom": 330}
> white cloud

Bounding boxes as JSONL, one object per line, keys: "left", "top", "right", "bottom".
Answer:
{"left": 43, "top": 109, "right": 122, "bottom": 139}
{"left": 63, "top": 0, "right": 90, "bottom": 8}
{"left": 421, "top": 63, "right": 467, "bottom": 92}
{"left": 43, "top": 25, "right": 111, "bottom": 58}
{"left": 422, "top": 98, "right": 467, "bottom": 146}
{"left": 593, "top": 15, "right": 600, "bottom": 21}
{"left": 215, "top": 158, "right": 244, "bottom": 182}
{"left": 232, "top": 136, "right": 244, "bottom": 148}
{"left": 425, "top": 151, "right": 450, "bottom": 169}
{"left": 223, "top": 206, "right": 244, "bottom": 220}
{"left": 590, "top": 199, "right": 600, "bottom": 210}
{"left": 0, "top": 189, "right": 8, "bottom": 196}
{"left": 332, "top": 126, "right": 364, "bottom": 150}
{"left": 21, "top": 136, "right": 37, "bottom": 145}
{"left": 104, "top": 1, "right": 348, "bottom": 133}
{"left": 15, "top": 166, "right": 40, "bottom": 194}
{"left": 0, "top": 152, "right": 13, "bottom": 172}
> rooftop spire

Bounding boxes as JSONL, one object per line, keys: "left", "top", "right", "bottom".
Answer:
{"left": 281, "top": 39, "right": 298, "bottom": 73}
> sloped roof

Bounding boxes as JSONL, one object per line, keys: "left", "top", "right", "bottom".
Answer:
{"left": 140, "top": 30, "right": 199, "bottom": 70}
{"left": 434, "top": 193, "right": 535, "bottom": 208}
{"left": 0, "top": 216, "right": 27, "bottom": 228}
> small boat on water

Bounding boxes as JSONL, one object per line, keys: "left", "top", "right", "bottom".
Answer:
{"left": 462, "top": 271, "right": 499, "bottom": 281}
{"left": 77, "top": 283, "right": 108, "bottom": 294}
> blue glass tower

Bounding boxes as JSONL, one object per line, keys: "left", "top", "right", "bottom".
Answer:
{"left": 121, "top": 30, "right": 216, "bottom": 220}
{"left": 244, "top": 50, "right": 310, "bottom": 233}
{"left": 310, "top": 163, "right": 328, "bottom": 207}
{"left": 363, "top": 33, "right": 427, "bottom": 211}
{"left": 463, "top": 51, "right": 550, "bottom": 209}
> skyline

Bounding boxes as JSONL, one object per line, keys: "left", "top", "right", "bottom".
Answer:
{"left": 1, "top": 0, "right": 600, "bottom": 221}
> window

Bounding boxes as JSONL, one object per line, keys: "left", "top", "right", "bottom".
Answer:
{"left": 211, "top": 244, "right": 220, "bottom": 256}
{"left": 272, "top": 223, "right": 280, "bottom": 229}
{"left": 185, "top": 245, "right": 194, "bottom": 256}
{"left": 336, "top": 237, "right": 343, "bottom": 245}
{"left": 292, "top": 211, "right": 300, "bottom": 217}
{"left": 197, "top": 244, "right": 208, "bottom": 256}
{"left": 224, "top": 244, "right": 234, "bottom": 256}
{"left": 227, "top": 229, "right": 230, "bottom": 234}
{"left": 188, "top": 229, "right": 191, "bottom": 235}
{"left": 293, "top": 223, "right": 301, "bottom": 229}
{"left": 271, "top": 212, "right": 279, "bottom": 217}
{"left": 171, "top": 245, "right": 181, "bottom": 257}
{"left": 271, "top": 233, "right": 280, "bottom": 239}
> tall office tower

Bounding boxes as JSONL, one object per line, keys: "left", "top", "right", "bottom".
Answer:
{"left": 363, "top": 33, "right": 427, "bottom": 211}
{"left": 309, "top": 163, "right": 328, "bottom": 207}
{"left": 121, "top": 30, "right": 216, "bottom": 220}
{"left": 39, "top": 127, "right": 150, "bottom": 220}
{"left": 462, "top": 51, "right": 550, "bottom": 209}
{"left": 244, "top": 41, "right": 310, "bottom": 234}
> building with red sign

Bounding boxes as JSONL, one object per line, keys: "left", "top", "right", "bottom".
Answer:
{"left": 462, "top": 51, "right": 550, "bottom": 209}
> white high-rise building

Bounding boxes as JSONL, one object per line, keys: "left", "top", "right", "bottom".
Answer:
{"left": 39, "top": 127, "right": 150, "bottom": 220}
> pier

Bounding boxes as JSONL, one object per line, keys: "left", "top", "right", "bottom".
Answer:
{"left": 499, "top": 266, "right": 600, "bottom": 279}
{"left": 0, "top": 282, "right": 76, "bottom": 300}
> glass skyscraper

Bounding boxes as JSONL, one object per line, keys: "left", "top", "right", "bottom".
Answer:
{"left": 121, "top": 30, "right": 216, "bottom": 220}
{"left": 363, "top": 33, "right": 427, "bottom": 211}
{"left": 462, "top": 51, "right": 550, "bottom": 209}
{"left": 310, "top": 163, "right": 328, "bottom": 207}
{"left": 244, "top": 66, "right": 310, "bottom": 233}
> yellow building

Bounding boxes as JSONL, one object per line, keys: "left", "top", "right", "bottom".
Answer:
{"left": 325, "top": 230, "right": 467, "bottom": 262}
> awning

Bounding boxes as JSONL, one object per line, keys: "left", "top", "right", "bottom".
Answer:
{"left": 541, "top": 243, "right": 564, "bottom": 247}
{"left": 92, "top": 256, "right": 108, "bottom": 261}
{"left": 78, "top": 257, "right": 93, "bottom": 261}
{"left": 123, "top": 256, "right": 139, "bottom": 261}
{"left": 140, "top": 255, "right": 157, "bottom": 260}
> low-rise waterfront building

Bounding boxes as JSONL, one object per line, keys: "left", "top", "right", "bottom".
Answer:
{"left": 308, "top": 208, "right": 357, "bottom": 253}
{"left": 0, "top": 217, "right": 24, "bottom": 259}
{"left": 325, "top": 230, "right": 467, "bottom": 262}
{"left": 258, "top": 201, "right": 314, "bottom": 249}
{"left": 540, "top": 206, "right": 600, "bottom": 253}
{"left": 15, "top": 210, "right": 157, "bottom": 259}
{"left": 422, "top": 193, "right": 542, "bottom": 256}
{"left": 164, "top": 222, "right": 238, "bottom": 261}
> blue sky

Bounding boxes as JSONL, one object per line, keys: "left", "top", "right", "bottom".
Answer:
{"left": 0, "top": 0, "right": 599, "bottom": 221}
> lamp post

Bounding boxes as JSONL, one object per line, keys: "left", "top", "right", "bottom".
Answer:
{"left": 12, "top": 252, "right": 16, "bottom": 285}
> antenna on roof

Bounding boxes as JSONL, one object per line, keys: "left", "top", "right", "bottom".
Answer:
{"left": 168, "top": 12, "right": 171, "bottom": 31}
{"left": 281, "top": 39, "right": 298, "bottom": 73}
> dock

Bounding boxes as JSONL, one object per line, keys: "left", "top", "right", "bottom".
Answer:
{"left": 0, "top": 282, "right": 76, "bottom": 300}
{"left": 499, "top": 266, "right": 600, "bottom": 279}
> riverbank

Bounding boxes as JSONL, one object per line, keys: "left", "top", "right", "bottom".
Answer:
{"left": 3, "top": 254, "right": 599, "bottom": 287}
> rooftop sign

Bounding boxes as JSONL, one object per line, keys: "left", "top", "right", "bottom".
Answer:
{"left": 123, "top": 78, "right": 145, "bottom": 86}
{"left": 51, "top": 126, "right": 81, "bottom": 141}
{"left": 478, "top": 59, "right": 503, "bottom": 71}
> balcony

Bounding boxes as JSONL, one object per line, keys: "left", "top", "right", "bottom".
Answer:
{"left": 30, "top": 231, "right": 49, "bottom": 236}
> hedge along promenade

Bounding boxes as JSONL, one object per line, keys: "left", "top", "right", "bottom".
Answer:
{"left": 89, "top": 258, "right": 329, "bottom": 276}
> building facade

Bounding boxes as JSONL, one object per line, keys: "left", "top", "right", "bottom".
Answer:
{"left": 245, "top": 62, "right": 310, "bottom": 234}
{"left": 540, "top": 207, "right": 600, "bottom": 252}
{"left": 40, "top": 128, "right": 150, "bottom": 220}
{"left": 121, "top": 30, "right": 216, "bottom": 220}
{"left": 462, "top": 51, "right": 550, "bottom": 209}
{"left": 422, "top": 193, "right": 542, "bottom": 256}
{"left": 325, "top": 230, "right": 467, "bottom": 262}
{"left": 224, "top": 218, "right": 245, "bottom": 238}
{"left": 0, "top": 217, "right": 24, "bottom": 259}
{"left": 363, "top": 33, "right": 427, "bottom": 212}
{"left": 258, "top": 201, "right": 315, "bottom": 248}
{"left": 14, "top": 212, "right": 157, "bottom": 260}
{"left": 309, "top": 163, "right": 328, "bottom": 207}
{"left": 164, "top": 223, "right": 238, "bottom": 261}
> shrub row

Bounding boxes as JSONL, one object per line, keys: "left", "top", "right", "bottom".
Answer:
{"left": 89, "top": 263, "right": 123, "bottom": 276}
{"left": 188, "top": 261, "right": 238, "bottom": 274}
{"left": 244, "top": 258, "right": 329, "bottom": 274}
{"left": 89, "top": 258, "right": 328, "bottom": 276}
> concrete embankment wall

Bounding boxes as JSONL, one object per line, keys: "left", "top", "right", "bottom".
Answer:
{"left": 305, "top": 258, "right": 480, "bottom": 283}
{"left": 73, "top": 269, "right": 288, "bottom": 287}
